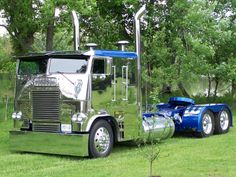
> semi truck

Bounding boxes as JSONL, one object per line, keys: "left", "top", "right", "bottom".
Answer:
{"left": 9, "top": 5, "right": 232, "bottom": 158}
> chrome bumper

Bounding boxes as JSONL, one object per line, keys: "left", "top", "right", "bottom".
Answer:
{"left": 9, "top": 130, "right": 89, "bottom": 157}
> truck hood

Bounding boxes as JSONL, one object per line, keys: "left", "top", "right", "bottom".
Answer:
{"left": 16, "top": 74, "right": 89, "bottom": 101}
{"left": 51, "top": 74, "right": 89, "bottom": 100}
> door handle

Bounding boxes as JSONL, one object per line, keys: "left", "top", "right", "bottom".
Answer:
{"left": 122, "top": 65, "right": 128, "bottom": 101}
{"left": 112, "top": 65, "right": 116, "bottom": 101}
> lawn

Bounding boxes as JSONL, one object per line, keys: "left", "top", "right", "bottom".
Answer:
{"left": 0, "top": 114, "right": 236, "bottom": 177}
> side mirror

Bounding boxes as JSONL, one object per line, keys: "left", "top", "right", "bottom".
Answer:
{"left": 105, "top": 58, "right": 112, "bottom": 75}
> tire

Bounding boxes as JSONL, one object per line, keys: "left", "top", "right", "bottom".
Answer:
{"left": 89, "top": 120, "right": 114, "bottom": 158}
{"left": 195, "top": 110, "right": 215, "bottom": 138}
{"left": 214, "top": 108, "right": 231, "bottom": 134}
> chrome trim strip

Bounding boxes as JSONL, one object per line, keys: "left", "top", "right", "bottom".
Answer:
{"left": 122, "top": 65, "right": 128, "bottom": 101}
{"left": 112, "top": 65, "right": 116, "bottom": 101}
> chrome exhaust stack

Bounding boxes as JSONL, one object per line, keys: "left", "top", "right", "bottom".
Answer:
{"left": 135, "top": 5, "right": 146, "bottom": 117}
{"left": 72, "top": 11, "right": 80, "bottom": 51}
{"left": 134, "top": 6, "right": 175, "bottom": 140}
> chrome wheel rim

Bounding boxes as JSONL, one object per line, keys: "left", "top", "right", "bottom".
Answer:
{"left": 202, "top": 114, "right": 213, "bottom": 135}
{"left": 94, "top": 127, "right": 110, "bottom": 153}
{"left": 220, "top": 111, "right": 229, "bottom": 131}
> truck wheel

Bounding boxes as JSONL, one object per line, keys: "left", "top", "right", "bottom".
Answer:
{"left": 214, "top": 108, "right": 230, "bottom": 134}
{"left": 196, "top": 110, "right": 215, "bottom": 138}
{"left": 89, "top": 120, "right": 114, "bottom": 158}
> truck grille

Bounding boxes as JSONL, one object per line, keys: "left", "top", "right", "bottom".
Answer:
{"left": 33, "top": 122, "right": 60, "bottom": 133}
{"left": 32, "top": 90, "right": 60, "bottom": 121}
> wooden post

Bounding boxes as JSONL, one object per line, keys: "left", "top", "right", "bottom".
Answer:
{"left": 5, "top": 95, "right": 9, "bottom": 121}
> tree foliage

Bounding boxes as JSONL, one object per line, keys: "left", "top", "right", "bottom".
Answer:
{"left": 0, "top": 37, "right": 14, "bottom": 72}
{"left": 0, "top": 0, "right": 41, "bottom": 55}
{"left": 0, "top": 0, "right": 235, "bottom": 99}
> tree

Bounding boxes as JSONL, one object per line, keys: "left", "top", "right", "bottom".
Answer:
{"left": 0, "top": 0, "right": 41, "bottom": 55}
{"left": 0, "top": 36, "right": 14, "bottom": 72}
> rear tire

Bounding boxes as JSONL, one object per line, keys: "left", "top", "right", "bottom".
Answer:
{"left": 214, "top": 108, "right": 230, "bottom": 134}
{"left": 89, "top": 120, "right": 114, "bottom": 158}
{"left": 195, "top": 110, "right": 215, "bottom": 138}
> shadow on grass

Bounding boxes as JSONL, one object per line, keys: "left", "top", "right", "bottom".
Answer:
{"left": 172, "top": 131, "right": 196, "bottom": 138}
{"left": 15, "top": 151, "right": 89, "bottom": 161}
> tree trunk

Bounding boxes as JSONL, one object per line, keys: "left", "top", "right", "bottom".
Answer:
{"left": 46, "top": 9, "right": 55, "bottom": 51}
{"left": 13, "top": 32, "right": 35, "bottom": 55}
{"left": 178, "top": 81, "right": 190, "bottom": 98}
{"left": 150, "top": 160, "right": 153, "bottom": 177}
{"left": 161, "top": 84, "right": 172, "bottom": 94}
{"left": 213, "top": 77, "right": 219, "bottom": 100}
{"left": 232, "top": 79, "right": 236, "bottom": 96}
{"left": 232, "top": 80, "right": 236, "bottom": 106}
{"left": 207, "top": 74, "right": 212, "bottom": 98}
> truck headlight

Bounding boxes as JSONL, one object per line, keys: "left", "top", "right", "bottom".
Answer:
{"left": 77, "top": 113, "right": 87, "bottom": 122}
{"left": 12, "top": 111, "right": 22, "bottom": 120}
{"left": 71, "top": 113, "right": 87, "bottom": 123}
{"left": 71, "top": 114, "right": 77, "bottom": 122}
{"left": 16, "top": 112, "right": 22, "bottom": 119}
{"left": 12, "top": 112, "right": 17, "bottom": 119}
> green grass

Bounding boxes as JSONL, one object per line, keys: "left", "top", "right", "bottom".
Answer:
{"left": 0, "top": 114, "right": 236, "bottom": 177}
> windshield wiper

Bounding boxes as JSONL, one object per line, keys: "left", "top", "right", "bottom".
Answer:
{"left": 56, "top": 71, "right": 75, "bottom": 86}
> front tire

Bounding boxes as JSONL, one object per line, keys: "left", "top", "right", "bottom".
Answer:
{"left": 196, "top": 110, "right": 215, "bottom": 138}
{"left": 89, "top": 120, "right": 114, "bottom": 158}
{"left": 214, "top": 108, "right": 230, "bottom": 134}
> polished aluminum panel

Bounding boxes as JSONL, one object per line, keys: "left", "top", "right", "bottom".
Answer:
{"left": 10, "top": 130, "right": 89, "bottom": 156}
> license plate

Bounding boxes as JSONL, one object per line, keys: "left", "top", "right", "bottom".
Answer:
{"left": 61, "top": 124, "right": 72, "bottom": 133}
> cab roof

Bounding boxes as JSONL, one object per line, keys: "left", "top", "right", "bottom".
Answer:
{"left": 17, "top": 51, "right": 87, "bottom": 60}
{"left": 17, "top": 50, "right": 137, "bottom": 60}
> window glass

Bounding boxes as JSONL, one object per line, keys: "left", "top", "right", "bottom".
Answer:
{"left": 49, "top": 58, "right": 88, "bottom": 73}
{"left": 18, "top": 59, "right": 48, "bottom": 75}
{"left": 93, "top": 59, "right": 105, "bottom": 74}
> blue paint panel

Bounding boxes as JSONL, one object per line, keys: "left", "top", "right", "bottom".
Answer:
{"left": 182, "top": 106, "right": 208, "bottom": 132}
{"left": 94, "top": 50, "right": 137, "bottom": 59}
{"left": 169, "top": 97, "right": 195, "bottom": 105}
{"left": 176, "top": 115, "right": 199, "bottom": 131}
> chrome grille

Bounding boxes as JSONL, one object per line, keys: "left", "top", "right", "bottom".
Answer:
{"left": 33, "top": 123, "right": 60, "bottom": 133}
{"left": 32, "top": 90, "right": 60, "bottom": 121}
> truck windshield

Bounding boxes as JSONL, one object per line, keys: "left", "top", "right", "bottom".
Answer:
{"left": 49, "top": 58, "right": 88, "bottom": 74}
{"left": 18, "top": 59, "right": 48, "bottom": 75}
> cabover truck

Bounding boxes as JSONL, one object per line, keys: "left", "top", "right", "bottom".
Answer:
{"left": 9, "top": 6, "right": 232, "bottom": 158}
{"left": 10, "top": 6, "right": 175, "bottom": 157}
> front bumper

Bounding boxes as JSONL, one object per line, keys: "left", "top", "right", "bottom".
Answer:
{"left": 9, "top": 130, "right": 89, "bottom": 157}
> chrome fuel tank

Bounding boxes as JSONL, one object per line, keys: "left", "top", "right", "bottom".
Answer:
{"left": 142, "top": 116, "right": 175, "bottom": 141}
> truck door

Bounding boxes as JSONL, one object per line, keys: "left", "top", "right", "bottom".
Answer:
{"left": 111, "top": 58, "right": 138, "bottom": 140}
{"left": 91, "top": 57, "right": 113, "bottom": 111}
